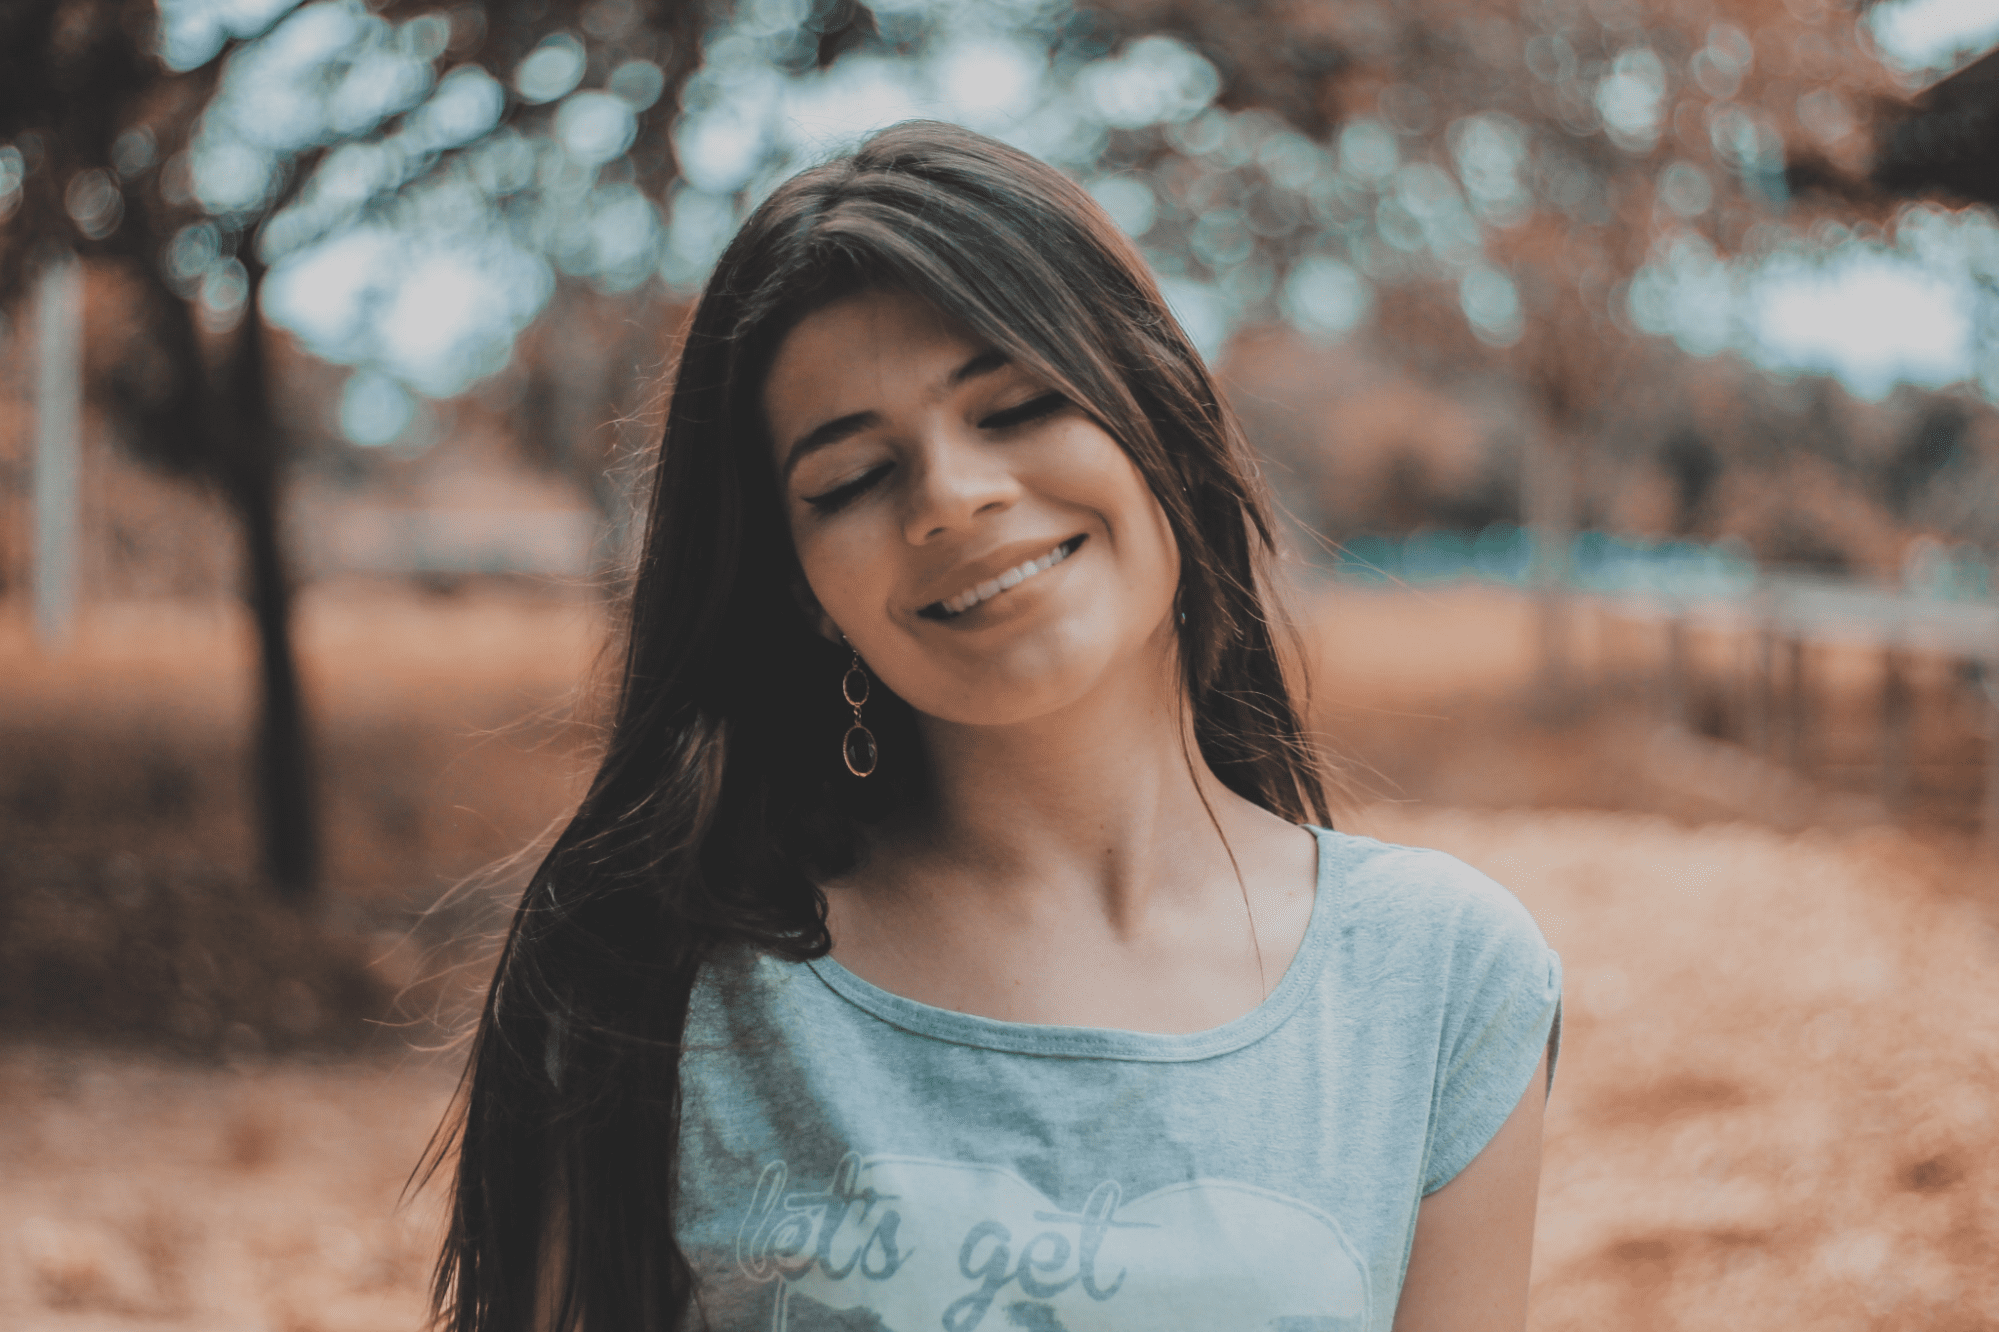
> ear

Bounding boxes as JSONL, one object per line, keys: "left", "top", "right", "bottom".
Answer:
{"left": 789, "top": 574, "right": 846, "bottom": 647}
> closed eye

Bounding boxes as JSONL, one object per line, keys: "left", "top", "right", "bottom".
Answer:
{"left": 978, "top": 392, "right": 1068, "bottom": 431}
{"left": 802, "top": 461, "right": 892, "bottom": 513}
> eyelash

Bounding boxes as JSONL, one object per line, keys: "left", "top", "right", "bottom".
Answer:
{"left": 979, "top": 391, "right": 1067, "bottom": 432}
{"left": 803, "top": 463, "right": 892, "bottom": 514}
{"left": 800, "top": 392, "right": 1069, "bottom": 513}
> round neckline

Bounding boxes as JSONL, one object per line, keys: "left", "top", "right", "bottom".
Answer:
{"left": 801, "top": 824, "right": 1345, "bottom": 1063}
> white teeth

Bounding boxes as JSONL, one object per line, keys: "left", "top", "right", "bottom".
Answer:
{"left": 934, "top": 540, "right": 1075, "bottom": 617}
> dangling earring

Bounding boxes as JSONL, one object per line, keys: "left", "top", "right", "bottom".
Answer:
{"left": 841, "top": 650, "right": 878, "bottom": 777}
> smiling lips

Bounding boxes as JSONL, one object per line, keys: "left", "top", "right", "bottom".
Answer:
{"left": 920, "top": 536, "right": 1085, "bottom": 620}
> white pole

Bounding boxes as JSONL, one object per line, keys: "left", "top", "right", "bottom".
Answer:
{"left": 33, "top": 254, "right": 83, "bottom": 650}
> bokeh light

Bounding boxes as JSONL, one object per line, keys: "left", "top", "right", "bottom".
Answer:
{"left": 133, "top": 0, "right": 1998, "bottom": 433}
{"left": 1866, "top": 0, "right": 1999, "bottom": 75}
{"left": 338, "top": 368, "right": 416, "bottom": 446}
{"left": 1629, "top": 204, "right": 1999, "bottom": 399}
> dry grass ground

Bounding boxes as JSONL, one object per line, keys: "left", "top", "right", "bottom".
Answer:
{"left": 1349, "top": 806, "right": 1999, "bottom": 1331}
{"left": 2, "top": 582, "right": 1995, "bottom": 1330}
{"left": 0, "top": 1051, "right": 453, "bottom": 1331}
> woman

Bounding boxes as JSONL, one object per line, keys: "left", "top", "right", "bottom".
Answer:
{"left": 432, "top": 120, "right": 1560, "bottom": 1331}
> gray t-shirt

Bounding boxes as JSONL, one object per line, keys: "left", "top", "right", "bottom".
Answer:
{"left": 676, "top": 826, "right": 1562, "bottom": 1332}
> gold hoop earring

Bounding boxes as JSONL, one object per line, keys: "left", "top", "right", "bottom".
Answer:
{"left": 841, "top": 651, "right": 878, "bottom": 778}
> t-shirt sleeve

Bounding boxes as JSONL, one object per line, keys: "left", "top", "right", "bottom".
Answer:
{"left": 1414, "top": 856, "right": 1563, "bottom": 1196}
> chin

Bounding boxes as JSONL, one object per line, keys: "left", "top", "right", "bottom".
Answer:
{"left": 904, "top": 607, "right": 1162, "bottom": 728}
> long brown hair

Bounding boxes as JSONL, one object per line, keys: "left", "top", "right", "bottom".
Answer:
{"left": 429, "top": 119, "right": 1331, "bottom": 1330}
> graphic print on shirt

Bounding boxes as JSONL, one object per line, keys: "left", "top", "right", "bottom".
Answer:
{"left": 732, "top": 1153, "right": 1371, "bottom": 1332}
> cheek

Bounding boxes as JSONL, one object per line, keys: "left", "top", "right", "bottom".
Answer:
{"left": 1082, "top": 440, "right": 1180, "bottom": 597}
{"left": 793, "top": 519, "right": 889, "bottom": 627}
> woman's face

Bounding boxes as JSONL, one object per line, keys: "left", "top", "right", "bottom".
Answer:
{"left": 764, "top": 288, "right": 1181, "bottom": 727}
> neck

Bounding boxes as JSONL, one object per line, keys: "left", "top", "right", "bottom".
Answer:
{"left": 879, "top": 630, "right": 1268, "bottom": 935}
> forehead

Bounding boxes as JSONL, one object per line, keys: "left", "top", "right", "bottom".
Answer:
{"left": 763, "top": 290, "right": 985, "bottom": 423}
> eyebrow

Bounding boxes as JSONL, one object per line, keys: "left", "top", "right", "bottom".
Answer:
{"left": 781, "top": 347, "right": 1012, "bottom": 485}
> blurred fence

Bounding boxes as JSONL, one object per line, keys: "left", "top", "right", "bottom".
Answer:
{"left": 292, "top": 504, "right": 600, "bottom": 581}
{"left": 1332, "top": 525, "right": 1996, "bottom": 606}
{"left": 1328, "top": 525, "right": 1999, "bottom": 842}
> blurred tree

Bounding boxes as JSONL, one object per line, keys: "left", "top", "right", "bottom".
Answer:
{"left": 0, "top": 0, "right": 714, "bottom": 895}
{"left": 1264, "top": 0, "right": 1903, "bottom": 700}
{"left": 0, "top": 0, "right": 325, "bottom": 894}
{"left": 1873, "top": 43, "right": 1999, "bottom": 206}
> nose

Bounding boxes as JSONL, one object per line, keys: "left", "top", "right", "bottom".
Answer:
{"left": 901, "top": 418, "right": 1019, "bottom": 545}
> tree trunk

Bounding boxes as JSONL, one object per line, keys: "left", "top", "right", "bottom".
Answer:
{"left": 1781, "top": 635, "right": 1810, "bottom": 772}
{"left": 1878, "top": 642, "right": 1913, "bottom": 819}
{"left": 1524, "top": 432, "right": 1575, "bottom": 715}
{"left": 220, "top": 269, "right": 318, "bottom": 898}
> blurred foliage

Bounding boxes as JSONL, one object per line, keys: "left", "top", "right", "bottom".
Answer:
{"left": 0, "top": 843, "right": 384, "bottom": 1053}
{"left": 1, "top": 0, "right": 1996, "bottom": 587}
{"left": 4, "top": 0, "right": 1995, "bottom": 481}
{"left": 0, "top": 0, "right": 1964, "bottom": 419}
